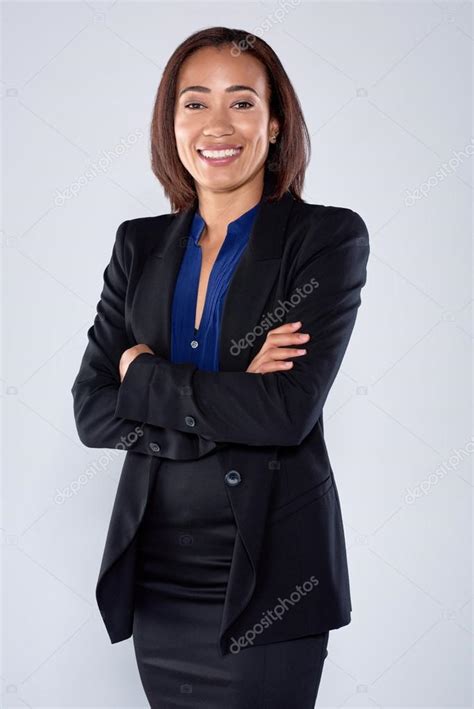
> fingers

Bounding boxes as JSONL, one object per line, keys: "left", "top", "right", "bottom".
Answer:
{"left": 246, "top": 322, "right": 311, "bottom": 374}
{"left": 259, "top": 362, "right": 294, "bottom": 374}
{"left": 269, "top": 331, "right": 310, "bottom": 346}
{"left": 247, "top": 346, "right": 307, "bottom": 374}
{"left": 268, "top": 321, "right": 303, "bottom": 333}
{"left": 266, "top": 346, "right": 307, "bottom": 360}
{"left": 265, "top": 322, "right": 310, "bottom": 347}
{"left": 247, "top": 359, "right": 295, "bottom": 374}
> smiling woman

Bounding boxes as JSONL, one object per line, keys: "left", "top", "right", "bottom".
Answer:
{"left": 72, "top": 24, "right": 369, "bottom": 709}
{"left": 151, "top": 28, "right": 310, "bottom": 213}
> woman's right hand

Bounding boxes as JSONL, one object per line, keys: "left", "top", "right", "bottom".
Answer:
{"left": 246, "top": 321, "right": 310, "bottom": 374}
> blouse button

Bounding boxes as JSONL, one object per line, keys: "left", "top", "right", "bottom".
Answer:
{"left": 225, "top": 470, "right": 241, "bottom": 487}
{"left": 190, "top": 340, "right": 199, "bottom": 348}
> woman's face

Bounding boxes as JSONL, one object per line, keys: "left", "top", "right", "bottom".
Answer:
{"left": 174, "top": 45, "right": 279, "bottom": 195}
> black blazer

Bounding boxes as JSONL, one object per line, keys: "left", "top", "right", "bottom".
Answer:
{"left": 71, "top": 188, "right": 370, "bottom": 656}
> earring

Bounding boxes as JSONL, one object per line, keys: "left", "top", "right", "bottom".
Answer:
{"left": 270, "top": 134, "right": 278, "bottom": 143}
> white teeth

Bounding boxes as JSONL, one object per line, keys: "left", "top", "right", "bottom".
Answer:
{"left": 200, "top": 148, "right": 240, "bottom": 158}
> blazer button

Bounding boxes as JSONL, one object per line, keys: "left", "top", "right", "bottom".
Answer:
{"left": 225, "top": 470, "right": 241, "bottom": 487}
{"left": 184, "top": 416, "right": 196, "bottom": 427}
{"left": 149, "top": 442, "right": 161, "bottom": 453}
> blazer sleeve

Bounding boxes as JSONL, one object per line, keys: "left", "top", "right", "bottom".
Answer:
{"left": 114, "top": 208, "right": 370, "bottom": 447}
{"left": 70, "top": 220, "right": 223, "bottom": 460}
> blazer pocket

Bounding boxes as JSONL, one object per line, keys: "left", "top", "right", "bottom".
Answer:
{"left": 268, "top": 474, "right": 334, "bottom": 526}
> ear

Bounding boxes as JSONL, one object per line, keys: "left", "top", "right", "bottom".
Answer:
{"left": 269, "top": 117, "right": 280, "bottom": 138}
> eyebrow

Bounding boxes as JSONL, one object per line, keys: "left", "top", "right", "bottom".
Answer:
{"left": 178, "top": 84, "right": 259, "bottom": 98}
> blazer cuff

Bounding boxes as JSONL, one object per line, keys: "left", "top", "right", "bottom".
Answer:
{"left": 115, "top": 352, "right": 167, "bottom": 421}
{"left": 114, "top": 351, "right": 206, "bottom": 437}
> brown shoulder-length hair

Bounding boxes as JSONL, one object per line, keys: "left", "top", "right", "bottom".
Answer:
{"left": 150, "top": 27, "right": 311, "bottom": 212}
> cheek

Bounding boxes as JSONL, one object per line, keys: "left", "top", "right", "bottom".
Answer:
{"left": 173, "top": 132, "right": 191, "bottom": 164}
{"left": 246, "top": 134, "right": 269, "bottom": 156}
{"left": 239, "top": 117, "right": 270, "bottom": 145}
{"left": 174, "top": 122, "right": 185, "bottom": 143}
{"left": 174, "top": 115, "right": 194, "bottom": 141}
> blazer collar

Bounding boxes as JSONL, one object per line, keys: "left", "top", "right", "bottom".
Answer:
{"left": 130, "top": 188, "right": 297, "bottom": 371}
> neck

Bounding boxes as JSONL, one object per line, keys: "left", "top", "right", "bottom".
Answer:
{"left": 195, "top": 171, "right": 264, "bottom": 237}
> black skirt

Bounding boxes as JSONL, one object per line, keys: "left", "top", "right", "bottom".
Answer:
{"left": 132, "top": 452, "right": 329, "bottom": 708}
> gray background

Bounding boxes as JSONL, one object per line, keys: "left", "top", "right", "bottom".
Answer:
{"left": 3, "top": 1, "right": 472, "bottom": 707}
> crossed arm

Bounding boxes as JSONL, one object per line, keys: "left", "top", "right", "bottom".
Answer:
{"left": 71, "top": 210, "right": 369, "bottom": 456}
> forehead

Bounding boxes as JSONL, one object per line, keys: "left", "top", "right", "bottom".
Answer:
{"left": 177, "top": 46, "right": 268, "bottom": 93}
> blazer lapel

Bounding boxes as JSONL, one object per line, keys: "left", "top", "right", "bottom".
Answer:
{"left": 218, "top": 190, "right": 295, "bottom": 371}
{"left": 130, "top": 208, "right": 194, "bottom": 358}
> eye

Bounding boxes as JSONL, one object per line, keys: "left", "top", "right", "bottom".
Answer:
{"left": 184, "top": 102, "right": 204, "bottom": 110}
{"left": 183, "top": 100, "right": 254, "bottom": 111}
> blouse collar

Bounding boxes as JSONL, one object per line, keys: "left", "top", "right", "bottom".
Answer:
{"left": 189, "top": 201, "right": 261, "bottom": 246}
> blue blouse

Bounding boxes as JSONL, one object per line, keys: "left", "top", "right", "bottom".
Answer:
{"left": 170, "top": 201, "right": 261, "bottom": 372}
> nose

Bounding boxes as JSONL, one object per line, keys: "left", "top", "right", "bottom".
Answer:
{"left": 202, "top": 125, "right": 234, "bottom": 138}
{"left": 202, "top": 107, "right": 234, "bottom": 138}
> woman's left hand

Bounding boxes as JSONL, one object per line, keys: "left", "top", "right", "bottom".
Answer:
{"left": 119, "top": 344, "right": 155, "bottom": 382}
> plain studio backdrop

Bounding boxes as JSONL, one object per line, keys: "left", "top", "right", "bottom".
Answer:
{"left": 2, "top": 1, "right": 472, "bottom": 707}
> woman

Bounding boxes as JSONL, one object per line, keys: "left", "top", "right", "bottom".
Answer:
{"left": 71, "top": 26, "right": 370, "bottom": 709}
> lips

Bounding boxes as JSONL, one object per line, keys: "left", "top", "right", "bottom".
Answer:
{"left": 196, "top": 146, "right": 243, "bottom": 166}
{"left": 197, "top": 144, "right": 243, "bottom": 153}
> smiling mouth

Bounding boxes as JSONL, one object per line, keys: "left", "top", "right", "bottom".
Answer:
{"left": 196, "top": 146, "right": 243, "bottom": 165}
